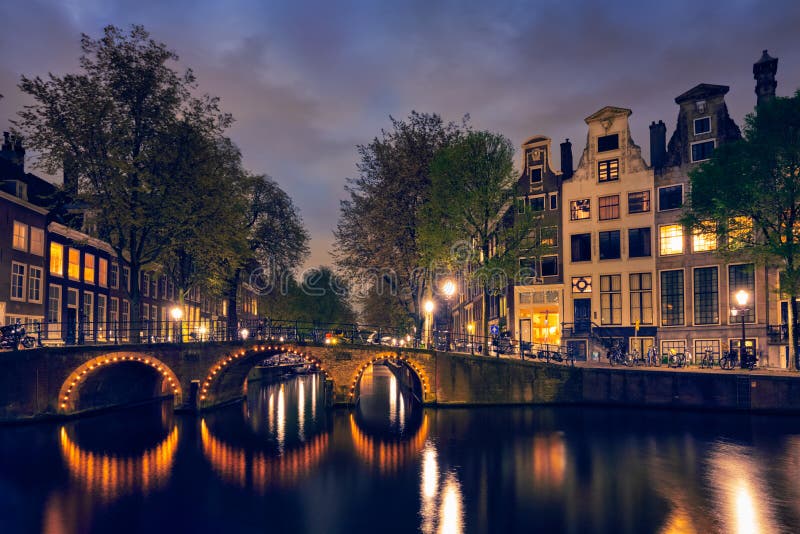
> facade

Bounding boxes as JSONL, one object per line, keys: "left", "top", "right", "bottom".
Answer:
{"left": 512, "top": 136, "right": 564, "bottom": 348}
{"left": 561, "top": 106, "right": 657, "bottom": 360}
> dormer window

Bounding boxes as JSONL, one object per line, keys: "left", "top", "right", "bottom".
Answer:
{"left": 694, "top": 117, "right": 711, "bottom": 135}
{"left": 529, "top": 167, "right": 542, "bottom": 184}
{"left": 597, "top": 134, "right": 619, "bottom": 152}
{"left": 696, "top": 100, "right": 707, "bottom": 113}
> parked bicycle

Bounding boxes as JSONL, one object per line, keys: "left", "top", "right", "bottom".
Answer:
{"left": 667, "top": 349, "right": 687, "bottom": 368}
{"left": 608, "top": 342, "right": 633, "bottom": 367}
{"left": 646, "top": 346, "right": 661, "bottom": 367}
{"left": 699, "top": 348, "right": 715, "bottom": 369}
{"left": 720, "top": 350, "right": 738, "bottom": 370}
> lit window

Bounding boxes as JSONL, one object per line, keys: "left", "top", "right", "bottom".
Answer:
{"left": 599, "top": 195, "right": 620, "bottom": 220}
{"left": 728, "top": 216, "right": 753, "bottom": 249}
{"left": 49, "top": 243, "right": 64, "bottom": 276}
{"left": 659, "top": 224, "right": 684, "bottom": 255}
{"left": 30, "top": 227, "right": 44, "bottom": 256}
{"left": 628, "top": 191, "right": 650, "bottom": 214}
{"left": 68, "top": 248, "right": 81, "bottom": 280}
{"left": 692, "top": 224, "right": 717, "bottom": 252}
{"left": 13, "top": 221, "right": 28, "bottom": 251}
{"left": 570, "top": 199, "right": 590, "bottom": 220}
{"left": 84, "top": 253, "right": 95, "bottom": 284}
{"left": 540, "top": 226, "right": 558, "bottom": 247}
{"left": 98, "top": 258, "right": 108, "bottom": 287}
{"left": 598, "top": 159, "right": 619, "bottom": 182}
{"left": 11, "top": 262, "right": 26, "bottom": 300}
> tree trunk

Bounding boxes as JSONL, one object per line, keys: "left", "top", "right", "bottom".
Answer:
{"left": 130, "top": 263, "right": 141, "bottom": 343}
{"left": 226, "top": 269, "right": 241, "bottom": 341}
{"left": 790, "top": 294, "right": 799, "bottom": 370}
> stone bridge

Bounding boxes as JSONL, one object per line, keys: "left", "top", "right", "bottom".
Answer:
{"left": 0, "top": 341, "right": 566, "bottom": 421}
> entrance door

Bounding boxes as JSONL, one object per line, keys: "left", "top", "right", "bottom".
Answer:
{"left": 519, "top": 318, "right": 532, "bottom": 354}
{"left": 574, "top": 298, "right": 591, "bottom": 334}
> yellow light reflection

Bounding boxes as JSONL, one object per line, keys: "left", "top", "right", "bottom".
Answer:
{"left": 59, "top": 425, "right": 178, "bottom": 502}
{"left": 200, "top": 419, "right": 328, "bottom": 493}
{"left": 439, "top": 472, "right": 464, "bottom": 534}
{"left": 349, "top": 413, "right": 428, "bottom": 476}
{"left": 277, "top": 384, "right": 285, "bottom": 453}
{"left": 420, "top": 441, "right": 439, "bottom": 534}
{"left": 389, "top": 374, "right": 397, "bottom": 426}
{"left": 707, "top": 443, "right": 779, "bottom": 534}
{"left": 298, "top": 379, "right": 305, "bottom": 442}
{"left": 532, "top": 433, "right": 566, "bottom": 487}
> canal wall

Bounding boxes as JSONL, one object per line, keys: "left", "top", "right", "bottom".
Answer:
{"left": 433, "top": 353, "right": 800, "bottom": 413}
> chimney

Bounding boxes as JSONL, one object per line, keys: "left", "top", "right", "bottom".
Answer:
{"left": 2, "top": 132, "right": 10, "bottom": 152}
{"left": 649, "top": 120, "right": 667, "bottom": 170}
{"left": 754, "top": 49, "right": 778, "bottom": 107}
{"left": 560, "top": 139, "right": 573, "bottom": 179}
{"left": 1, "top": 132, "right": 24, "bottom": 169}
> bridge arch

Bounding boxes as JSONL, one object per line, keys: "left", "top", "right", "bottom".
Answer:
{"left": 348, "top": 352, "right": 429, "bottom": 403}
{"left": 199, "top": 344, "right": 329, "bottom": 407}
{"left": 58, "top": 352, "right": 182, "bottom": 413}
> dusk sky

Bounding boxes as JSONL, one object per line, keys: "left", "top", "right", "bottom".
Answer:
{"left": 1, "top": 1, "right": 799, "bottom": 269}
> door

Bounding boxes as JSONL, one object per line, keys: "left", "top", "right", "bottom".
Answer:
{"left": 574, "top": 298, "right": 591, "bottom": 334}
{"left": 65, "top": 307, "right": 77, "bottom": 345}
{"left": 519, "top": 318, "right": 532, "bottom": 354}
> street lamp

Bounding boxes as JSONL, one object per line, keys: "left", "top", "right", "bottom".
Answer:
{"left": 733, "top": 289, "right": 750, "bottom": 368}
{"left": 423, "top": 299, "right": 435, "bottom": 348}
{"left": 440, "top": 278, "right": 457, "bottom": 351}
{"left": 170, "top": 306, "right": 183, "bottom": 343}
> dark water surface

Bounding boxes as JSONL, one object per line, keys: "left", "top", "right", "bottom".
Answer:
{"left": 2, "top": 364, "right": 800, "bottom": 533}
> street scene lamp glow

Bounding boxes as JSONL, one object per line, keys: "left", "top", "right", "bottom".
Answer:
{"left": 424, "top": 300, "right": 435, "bottom": 314}
{"left": 239, "top": 328, "right": 249, "bottom": 340}
{"left": 441, "top": 279, "right": 456, "bottom": 298}
{"left": 735, "top": 289, "right": 750, "bottom": 308}
{"left": 170, "top": 307, "right": 183, "bottom": 321}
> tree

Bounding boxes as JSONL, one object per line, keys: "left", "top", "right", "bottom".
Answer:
{"left": 15, "top": 25, "right": 233, "bottom": 340}
{"left": 334, "top": 111, "right": 467, "bottom": 333}
{"left": 258, "top": 267, "right": 355, "bottom": 325}
{"left": 226, "top": 174, "right": 310, "bottom": 331}
{"left": 683, "top": 90, "right": 800, "bottom": 369}
{"left": 420, "top": 130, "right": 544, "bottom": 338}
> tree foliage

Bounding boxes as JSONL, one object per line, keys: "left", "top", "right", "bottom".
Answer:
{"left": 420, "top": 130, "right": 544, "bottom": 337}
{"left": 258, "top": 267, "right": 355, "bottom": 325}
{"left": 684, "top": 89, "right": 800, "bottom": 368}
{"left": 334, "top": 111, "right": 467, "bottom": 329}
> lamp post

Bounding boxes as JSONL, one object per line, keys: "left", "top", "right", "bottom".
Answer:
{"left": 467, "top": 322, "right": 475, "bottom": 355}
{"left": 733, "top": 289, "right": 750, "bottom": 368}
{"left": 441, "top": 278, "right": 457, "bottom": 351}
{"left": 170, "top": 306, "right": 183, "bottom": 343}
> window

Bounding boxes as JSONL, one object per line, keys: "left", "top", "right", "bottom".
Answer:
{"left": 68, "top": 248, "right": 80, "bottom": 280}
{"left": 530, "top": 167, "right": 542, "bottom": 184}
{"left": 528, "top": 195, "right": 545, "bottom": 212}
{"left": 11, "top": 262, "right": 26, "bottom": 301}
{"left": 12, "top": 221, "right": 28, "bottom": 251}
{"left": 659, "top": 224, "right": 684, "bottom": 255}
{"left": 48, "top": 285, "right": 62, "bottom": 339}
{"left": 729, "top": 264, "right": 755, "bottom": 323}
{"left": 110, "top": 263, "right": 119, "bottom": 289}
{"left": 599, "top": 195, "right": 620, "bottom": 220}
{"left": 728, "top": 216, "right": 753, "bottom": 249}
{"left": 630, "top": 273, "right": 653, "bottom": 325}
{"left": 49, "top": 243, "right": 63, "bottom": 276}
{"left": 694, "top": 267, "right": 719, "bottom": 324}
{"left": 519, "top": 258, "right": 537, "bottom": 278}
{"left": 84, "top": 253, "right": 95, "bottom": 284}
{"left": 695, "top": 339, "right": 720, "bottom": 362}
{"left": 694, "top": 117, "right": 711, "bottom": 135}
{"left": 572, "top": 276, "right": 592, "bottom": 293}
{"left": 570, "top": 199, "right": 590, "bottom": 220}
{"left": 30, "top": 227, "right": 44, "bottom": 256}
{"left": 151, "top": 275, "right": 158, "bottom": 299}
{"left": 97, "top": 294, "right": 107, "bottom": 340}
{"left": 660, "top": 270, "right": 685, "bottom": 326}
{"left": 83, "top": 292, "right": 94, "bottom": 338}
{"left": 599, "top": 230, "right": 621, "bottom": 260}
{"left": 541, "top": 256, "right": 558, "bottom": 277}
{"left": 122, "top": 267, "right": 130, "bottom": 292}
{"left": 628, "top": 191, "right": 650, "bottom": 214}
{"left": 549, "top": 193, "right": 558, "bottom": 210}
{"left": 692, "top": 224, "right": 717, "bottom": 252}
{"left": 540, "top": 226, "right": 558, "bottom": 247}
{"left": 142, "top": 273, "right": 150, "bottom": 296}
{"left": 696, "top": 100, "right": 707, "bottom": 113}
{"left": 571, "top": 233, "right": 591, "bottom": 262}
{"left": 121, "top": 300, "right": 130, "bottom": 340}
{"left": 600, "top": 275, "right": 622, "bottom": 325}
{"left": 661, "top": 340, "right": 686, "bottom": 355}
{"left": 628, "top": 227, "right": 652, "bottom": 258}
{"left": 598, "top": 159, "right": 619, "bottom": 182}
{"left": 658, "top": 185, "right": 683, "bottom": 211}
{"left": 691, "top": 140, "right": 715, "bottom": 162}
{"left": 598, "top": 134, "right": 619, "bottom": 152}
{"left": 28, "top": 266, "right": 42, "bottom": 303}
{"left": 110, "top": 297, "right": 119, "bottom": 332}
{"left": 97, "top": 258, "right": 107, "bottom": 287}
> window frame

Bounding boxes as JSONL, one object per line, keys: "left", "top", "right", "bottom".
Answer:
{"left": 628, "top": 190, "right": 651, "bottom": 214}
{"left": 28, "top": 266, "right": 43, "bottom": 303}
{"left": 12, "top": 221, "right": 28, "bottom": 252}
{"left": 49, "top": 242, "right": 64, "bottom": 277}
{"left": 598, "top": 158, "right": 620, "bottom": 183}
{"left": 600, "top": 274, "right": 622, "bottom": 325}
{"left": 528, "top": 195, "right": 546, "bottom": 212}
{"left": 693, "top": 116, "right": 711, "bottom": 135}
{"left": 660, "top": 269, "right": 685, "bottom": 327}
{"left": 540, "top": 226, "right": 558, "bottom": 248}
{"left": 630, "top": 272, "right": 653, "bottom": 325}
{"left": 598, "top": 194, "right": 620, "bottom": 221}
{"left": 658, "top": 184, "right": 684, "bottom": 211}
{"left": 690, "top": 139, "right": 716, "bottom": 162}
{"left": 597, "top": 133, "right": 620, "bottom": 153}
{"left": 67, "top": 248, "right": 81, "bottom": 281}
{"left": 598, "top": 230, "right": 621, "bottom": 260}
{"left": 83, "top": 253, "right": 95, "bottom": 285}
{"left": 29, "top": 227, "right": 44, "bottom": 256}
{"left": 540, "top": 255, "right": 559, "bottom": 277}
{"left": 10, "top": 261, "right": 27, "bottom": 301}
{"left": 659, "top": 224, "right": 684, "bottom": 256}
{"left": 693, "top": 265, "right": 720, "bottom": 325}
{"left": 728, "top": 263, "right": 756, "bottom": 324}
{"left": 628, "top": 227, "right": 652, "bottom": 258}
{"left": 570, "top": 233, "right": 592, "bottom": 262}
{"left": 549, "top": 193, "right": 558, "bottom": 211}
{"left": 529, "top": 166, "right": 543, "bottom": 185}
{"left": 570, "top": 199, "right": 591, "bottom": 221}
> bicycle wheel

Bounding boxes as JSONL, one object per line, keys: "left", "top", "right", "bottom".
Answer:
{"left": 609, "top": 353, "right": 617, "bottom": 366}
{"left": 624, "top": 353, "right": 634, "bottom": 367}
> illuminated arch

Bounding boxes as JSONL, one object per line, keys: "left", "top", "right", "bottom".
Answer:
{"left": 200, "top": 418, "right": 329, "bottom": 491}
{"left": 348, "top": 352, "right": 429, "bottom": 401}
{"left": 59, "top": 424, "right": 179, "bottom": 501}
{"left": 58, "top": 352, "right": 182, "bottom": 413}
{"left": 349, "top": 412, "right": 429, "bottom": 475}
{"left": 199, "top": 344, "right": 329, "bottom": 405}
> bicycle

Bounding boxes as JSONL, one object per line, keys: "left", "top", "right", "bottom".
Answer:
{"left": 667, "top": 349, "right": 687, "bottom": 368}
{"left": 646, "top": 346, "right": 661, "bottom": 367}
{"left": 720, "top": 350, "right": 738, "bottom": 370}
{"left": 699, "top": 348, "right": 715, "bottom": 369}
{"left": 608, "top": 342, "right": 633, "bottom": 367}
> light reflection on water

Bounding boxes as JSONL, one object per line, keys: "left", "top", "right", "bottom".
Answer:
{"left": 4, "top": 372, "right": 800, "bottom": 533}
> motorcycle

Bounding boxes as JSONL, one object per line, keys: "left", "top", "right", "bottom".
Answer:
{"left": 0, "top": 323, "right": 36, "bottom": 350}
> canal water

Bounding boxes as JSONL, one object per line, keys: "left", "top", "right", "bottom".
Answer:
{"left": 2, "top": 364, "right": 800, "bottom": 533}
